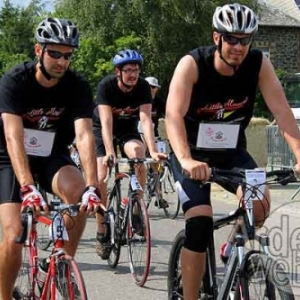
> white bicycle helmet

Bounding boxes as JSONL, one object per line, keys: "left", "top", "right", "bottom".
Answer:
{"left": 212, "top": 3, "right": 258, "bottom": 34}
{"left": 35, "top": 17, "right": 79, "bottom": 47}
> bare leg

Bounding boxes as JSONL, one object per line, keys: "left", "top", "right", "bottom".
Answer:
{"left": 182, "top": 205, "right": 212, "bottom": 300}
{"left": 181, "top": 250, "right": 205, "bottom": 300}
{"left": 236, "top": 186, "right": 271, "bottom": 227}
{"left": 52, "top": 165, "right": 86, "bottom": 257}
{"left": 0, "top": 203, "right": 23, "bottom": 300}
{"left": 95, "top": 157, "right": 108, "bottom": 234}
{"left": 223, "top": 186, "right": 271, "bottom": 258}
{"left": 123, "top": 139, "right": 146, "bottom": 199}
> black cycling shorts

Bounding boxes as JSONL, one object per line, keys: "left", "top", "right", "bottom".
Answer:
{"left": 170, "top": 149, "right": 257, "bottom": 213}
{"left": 0, "top": 152, "right": 76, "bottom": 204}
{"left": 94, "top": 129, "right": 143, "bottom": 158}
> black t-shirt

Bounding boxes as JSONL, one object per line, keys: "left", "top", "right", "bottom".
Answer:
{"left": 187, "top": 45, "right": 263, "bottom": 151}
{"left": 0, "top": 61, "right": 94, "bottom": 161}
{"left": 93, "top": 75, "right": 152, "bottom": 138}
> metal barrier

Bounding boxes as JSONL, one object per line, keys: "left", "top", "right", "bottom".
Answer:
{"left": 266, "top": 125, "right": 295, "bottom": 169}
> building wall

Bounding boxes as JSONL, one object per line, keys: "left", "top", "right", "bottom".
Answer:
{"left": 254, "top": 26, "right": 300, "bottom": 73}
{"left": 259, "top": 0, "right": 300, "bottom": 22}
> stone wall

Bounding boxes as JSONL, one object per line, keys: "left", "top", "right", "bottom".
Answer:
{"left": 245, "top": 117, "right": 270, "bottom": 167}
{"left": 158, "top": 117, "right": 269, "bottom": 167}
{"left": 254, "top": 26, "right": 300, "bottom": 73}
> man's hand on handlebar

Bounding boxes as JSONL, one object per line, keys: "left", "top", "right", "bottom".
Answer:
{"left": 149, "top": 151, "right": 168, "bottom": 161}
{"left": 103, "top": 153, "right": 117, "bottom": 166}
{"left": 20, "top": 184, "right": 49, "bottom": 215}
{"left": 180, "top": 158, "right": 211, "bottom": 181}
{"left": 81, "top": 186, "right": 105, "bottom": 214}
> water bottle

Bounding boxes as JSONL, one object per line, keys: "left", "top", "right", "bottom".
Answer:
{"left": 119, "top": 197, "right": 128, "bottom": 219}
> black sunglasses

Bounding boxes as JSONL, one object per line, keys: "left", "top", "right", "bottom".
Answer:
{"left": 222, "top": 35, "right": 253, "bottom": 46}
{"left": 46, "top": 49, "right": 73, "bottom": 60}
{"left": 150, "top": 86, "right": 157, "bottom": 89}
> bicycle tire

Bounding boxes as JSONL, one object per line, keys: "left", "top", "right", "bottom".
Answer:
{"left": 168, "top": 229, "right": 185, "bottom": 300}
{"left": 107, "top": 180, "right": 122, "bottom": 269}
{"left": 235, "top": 253, "right": 295, "bottom": 300}
{"left": 53, "top": 254, "right": 88, "bottom": 300}
{"left": 14, "top": 244, "right": 38, "bottom": 299}
{"left": 161, "top": 162, "right": 180, "bottom": 219}
{"left": 128, "top": 193, "right": 151, "bottom": 287}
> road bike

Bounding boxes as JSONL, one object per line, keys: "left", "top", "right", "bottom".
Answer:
{"left": 139, "top": 134, "right": 180, "bottom": 219}
{"left": 104, "top": 157, "right": 153, "bottom": 287}
{"left": 168, "top": 168, "right": 297, "bottom": 300}
{"left": 13, "top": 202, "right": 113, "bottom": 299}
{"left": 144, "top": 146, "right": 180, "bottom": 219}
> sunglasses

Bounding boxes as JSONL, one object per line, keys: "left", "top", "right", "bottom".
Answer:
{"left": 46, "top": 49, "right": 73, "bottom": 60}
{"left": 150, "top": 86, "right": 157, "bottom": 89}
{"left": 122, "top": 68, "right": 140, "bottom": 74}
{"left": 222, "top": 35, "right": 253, "bottom": 46}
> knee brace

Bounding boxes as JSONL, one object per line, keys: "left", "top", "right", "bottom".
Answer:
{"left": 184, "top": 216, "right": 213, "bottom": 253}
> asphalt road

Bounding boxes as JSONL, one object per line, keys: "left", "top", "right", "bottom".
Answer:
{"left": 34, "top": 183, "right": 300, "bottom": 299}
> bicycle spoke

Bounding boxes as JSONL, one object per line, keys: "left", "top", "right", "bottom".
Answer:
{"left": 14, "top": 246, "right": 36, "bottom": 299}
{"left": 54, "top": 255, "right": 87, "bottom": 300}
{"left": 237, "top": 254, "right": 295, "bottom": 300}
{"left": 107, "top": 182, "right": 122, "bottom": 268}
{"left": 161, "top": 164, "right": 180, "bottom": 219}
{"left": 128, "top": 196, "right": 151, "bottom": 287}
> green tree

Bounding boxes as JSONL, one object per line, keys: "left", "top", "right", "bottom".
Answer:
{"left": 55, "top": 0, "right": 257, "bottom": 94}
{"left": 0, "top": 0, "right": 49, "bottom": 75}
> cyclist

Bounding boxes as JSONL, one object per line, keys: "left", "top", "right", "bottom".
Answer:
{"left": 165, "top": 3, "right": 300, "bottom": 300}
{"left": 144, "top": 76, "right": 165, "bottom": 138}
{"left": 144, "top": 76, "right": 168, "bottom": 208}
{"left": 0, "top": 17, "right": 101, "bottom": 299}
{"left": 93, "top": 49, "right": 166, "bottom": 259}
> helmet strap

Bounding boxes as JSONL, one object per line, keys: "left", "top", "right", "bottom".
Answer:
{"left": 39, "top": 45, "right": 52, "bottom": 81}
{"left": 217, "top": 36, "right": 237, "bottom": 73}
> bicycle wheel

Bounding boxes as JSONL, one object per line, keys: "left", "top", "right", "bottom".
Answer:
{"left": 128, "top": 193, "right": 151, "bottom": 287}
{"left": 168, "top": 229, "right": 185, "bottom": 300}
{"left": 236, "top": 253, "right": 294, "bottom": 300}
{"left": 14, "top": 245, "right": 37, "bottom": 299}
{"left": 161, "top": 162, "right": 180, "bottom": 219}
{"left": 107, "top": 180, "right": 122, "bottom": 269}
{"left": 53, "top": 254, "right": 87, "bottom": 300}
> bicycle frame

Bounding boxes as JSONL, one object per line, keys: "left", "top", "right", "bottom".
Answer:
{"left": 114, "top": 158, "right": 149, "bottom": 234}
{"left": 16, "top": 204, "right": 89, "bottom": 300}
{"left": 168, "top": 168, "right": 297, "bottom": 300}
{"left": 202, "top": 169, "right": 289, "bottom": 300}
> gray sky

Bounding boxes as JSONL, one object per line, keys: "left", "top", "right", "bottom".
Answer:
{"left": 0, "top": 0, "right": 31, "bottom": 6}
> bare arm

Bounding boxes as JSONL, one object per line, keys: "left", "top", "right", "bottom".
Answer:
{"left": 98, "top": 104, "right": 115, "bottom": 156}
{"left": 165, "top": 55, "right": 198, "bottom": 164}
{"left": 259, "top": 55, "right": 300, "bottom": 163}
{"left": 139, "top": 103, "right": 157, "bottom": 155}
{"left": 74, "top": 118, "right": 98, "bottom": 186}
{"left": 2, "top": 113, "right": 34, "bottom": 186}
